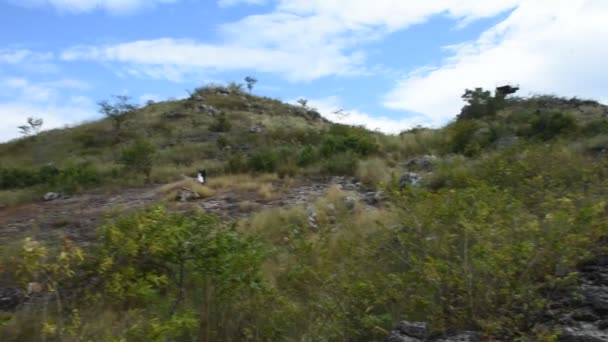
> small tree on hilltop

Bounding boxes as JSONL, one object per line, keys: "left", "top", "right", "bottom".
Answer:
{"left": 244, "top": 76, "right": 257, "bottom": 94}
{"left": 119, "top": 139, "right": 156, "bottom": 183}
{"left": 98, "top": 95, "right": 138, "bottom": 142}
{"left": 18, "top": 116, "right": 44, "bottom": 137}
{"left": 297, "top": 98, "right": 308, "bottom": 109}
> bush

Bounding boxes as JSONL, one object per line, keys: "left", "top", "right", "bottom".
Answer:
{"left": 321, "top": 151, "right": 358, "bottom": 175}
{"left": 208, "top": 112, "right": 231, "bottom": 132}
{"left": 320, "top": 124, "right": 378, "bottom": 157}
{"left": 119, "top": 139, "right": 156, "bottom": 182}
{"left": 248, "top": 149, "right": 279, "bottom": 173}
{"left": 527, "top": 112, "right": 577, "bottom": 140}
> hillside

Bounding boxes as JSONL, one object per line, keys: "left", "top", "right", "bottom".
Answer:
{"left": 2, "top": 85, "right": 608, "bottom": 341}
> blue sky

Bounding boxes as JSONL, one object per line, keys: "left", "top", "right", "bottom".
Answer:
{"left": 1, "top": 0, "right": 607, "bottom": 141}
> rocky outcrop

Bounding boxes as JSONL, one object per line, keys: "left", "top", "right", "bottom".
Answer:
{"left": 197, "top": 103, "right": 219, "bottom": 116}
{"left": 175, "top": 188, "right": 200, "bottom": 202}
{"left": 538, "top": 256, "right": 608, "bottom": 341}
{"left": 43, "top": 192, "right": 61, "bottom": 201}
{"left": 402, "top": 155, "right": 438, "bottom": 171}
{"left": 387, "top": 321, "right": 481, "bottom": 342}
{"left": 399, "top": 172, "right": 422, "bottom": 189}
{"left": 0, "top": 287, "right": 24, "bottom": 311}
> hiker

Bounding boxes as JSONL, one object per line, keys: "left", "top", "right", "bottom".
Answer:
{"left": 197, "top": 169, "right": 207, "bottom": 184}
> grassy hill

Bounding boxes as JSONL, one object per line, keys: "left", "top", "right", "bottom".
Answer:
{"left": 2, "top": 85, "right": 608, "bottom": 341}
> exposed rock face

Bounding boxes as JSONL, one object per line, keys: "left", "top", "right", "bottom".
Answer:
{"left": 197, "top": 103, "right": 219, "bottom": 116}
{"left": 387, "top": 321, "right": 482, "bottom": 342}
{"left": 43, "top": 192, "right": 60, "bottom": 201}
{"left": 344, "top": 196, "right": 356, "bottom": 210}
{"left": 402, "top": 155, "right": 438, "bottom": 171}
{"left": 307, "top": 206, "right": 318, "bottom": 230}
{"left": 175, "top": 188, "right": 200, "bottom": 202}
{"left": 0, "top": 287, "right": 24, "bottom": 311}
{"left": 364, "top": 190, "right": 386, "bottom": 205}
{"left": 387, "top": 321, "right": 428, "bottom": 341}
{"left": 399, "top": 172, "right": 422, "bottom": 189}
{"left": 248, "top": 125, "right": 264, "bottom": 133}
{"left": 539, "top": 256, "right": 608, "bottom": 341}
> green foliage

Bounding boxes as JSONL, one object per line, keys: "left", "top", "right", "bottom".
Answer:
{"left": 0, "top": 163, "right": 100, "bottom": 192}
{"left": 527, "top": 111, "right": 577, "bottom": 140}
{"left": 98, "top": 95, "right": 138, "bottom": 141}
{"left": 208, "top": 112, "right": 231, "bottom": 132}
{"left": 320, "top": 124, "right": 378, "bottom": 157}
{"left": 458, "top": 87, "right": 505, "bottom": 120}
{"left": 119, "top": 139, "right": 156, "bottom": 182}
{"left": 244, "top": 76, "right": 257, "bottom": 93}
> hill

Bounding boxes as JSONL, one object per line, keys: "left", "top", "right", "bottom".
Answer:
{"left": 1, "top": 85, "right": 608, "bottom": 341}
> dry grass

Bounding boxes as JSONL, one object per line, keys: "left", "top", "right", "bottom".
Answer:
{"left": 207, "top": 173, "right": 279, "bottom": 194}
{"left": 159, "top": 178, "right": 216, "bottom": 200}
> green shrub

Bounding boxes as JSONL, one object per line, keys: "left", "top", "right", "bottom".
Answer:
{"left": 321, "top": 151, "right": 358, "bottom": 175}
{"left": 248, "top": 149, "right": 279, "bottom": 173}
{"left": 208, "top": 112, "right": 231, "bottom": 132}
{"left": 119, "top": 139, "right": 156, "bottom": 182}
{"left": 527, "top": 112, "right": 577, "bottom": 140}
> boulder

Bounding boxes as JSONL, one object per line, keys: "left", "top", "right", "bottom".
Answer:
{"left": 387, "top": 321, "right": 428, "bottom": 342}
{"left": 248, "top": 125, "right": 264, "bottom": 133}
{"left": 0, "top": 287, "right": 25, "bottom": 311}
{"left": 307, "top": 206, "right": 318, "bottom": 230}
{"left": 365, "top": 190, "right": 386, "bottom": 205}
{"left": 403, "top": 155, "right": 438, "bottom": 171}
{"left": 197, "top": 103, "right": 219, "bottom": 116}
{"left": 344, "top": 196, "right": 356, "bottom": 210}
{"left": 43, "top": 192, "right": 60, "bottom": 201}
{"left": 176, "top": 188, "right": 200, "bottom": 202}
{"left": 399, "top": 173, "right": 422, "bottom": 189}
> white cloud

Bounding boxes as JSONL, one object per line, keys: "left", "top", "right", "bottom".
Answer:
{"left": 217, "top": 0, "right": 269, "bottom": 8}
{"left": 60, "top": 1, "right": 520, "bottom": 82}
{"left": 8, "top": 0, "right": 179, "bottom": 14}
{"left": 384, "top": 0, "right": 608, "bottom": 123}
{"left": 0, "top": 49, "right": 52, "bottom": 64}
{"left": 61, "top": 38, "right": 363, "bottom": 82}
{"left": 303, "top": 96, "right": 430, "bottom": 134}
{"left": 0, "top": 102, "right": 94, "bottom": 142}
{"left": 0, "top": 77, "right": 95, "bottom": 142}
{"left": 0, "top": 77, "right": 89, "bottom": 103}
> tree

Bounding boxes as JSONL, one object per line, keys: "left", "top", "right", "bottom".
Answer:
{"left": 227, "top": 82, "right": 244, "bottom": 94}
{"left": 18, "top": 116, "right": 43, "bottom": 137}
{"left": 119, "top": 139, "right": 156, "bottom": 182}
{"left": 297, "top": 98, "right": 308, "bottom": 108}
{"left": 244, "top": 76, "right": 257, "bottom": 93}
{"left": 98, "top": 95, "right": 138, "bottom": 141}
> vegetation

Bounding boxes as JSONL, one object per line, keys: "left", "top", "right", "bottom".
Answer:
{"left": 1, "top": 83, "right": 608, "bottom": 340}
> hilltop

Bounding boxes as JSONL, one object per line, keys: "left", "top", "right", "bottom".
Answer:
{"left": 1, "top": 85, "right": 608, "bottom": 341}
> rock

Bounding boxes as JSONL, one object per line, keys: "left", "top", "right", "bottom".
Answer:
{"left": 326, "top": 203, "right": 336, "bottom": 224}
{"left": 560, "top": 326, "right": 608, "bottom": 342}
{"left": 175, "top": 188, "right": 200, "bottom": 202}
{"left": 387, "top": 321, "right": 428, "bottom": 341}
{"left": 307, "top": 206, "right": 318, "bottom": 230}
{"left": 43, "top": 192, "right": 60, "bottom": 201}
{"left": 581, "top": 285, "right": 608, "bottom": 313}
{"left": 402, "top": 155, "right": 438, "bottom": 171}
{"left": 571, "top": 308, "right": 600, "bottom": 322}
{"left": 27, "top": 282, "right": 44, "bottom": 295}
{"left": 399, "top": 172, "right": 422, "bottom": 189}
{"left": 433, "top": 332, "right": 483, "bottom": 342}
{"left": 197, "top": 104, "right": 219, "bottom": 116}
{"left": 193, "top": 94, "right": 205, "bottom": 101}
{"left": 248, "top": 125, "right": 264, "bottom": 133}
{"left": 344, "top": 196, "right": 356, "bottom": 210}
{"left": 215, "top": 88, "right": 231, "bottom": 96}
{"left": 162, "top": 111, "right": 189, "bottom": 120}
{"left": 365, "top": 191, "right": 386, "bottom": 205}
{"left": 0, "top": 287, "right": 25, "bottom": 311}
{"left": 494, "top": 136, "right": 519, "bottom": 149}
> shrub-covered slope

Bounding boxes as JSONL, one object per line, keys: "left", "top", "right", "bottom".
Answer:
{"left": 2, "top": 86, "right": 608, "bottom": 341}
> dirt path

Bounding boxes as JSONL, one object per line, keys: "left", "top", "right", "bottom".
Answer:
{"left": 0, "top": 177, "right": 378, "bottom": 245}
